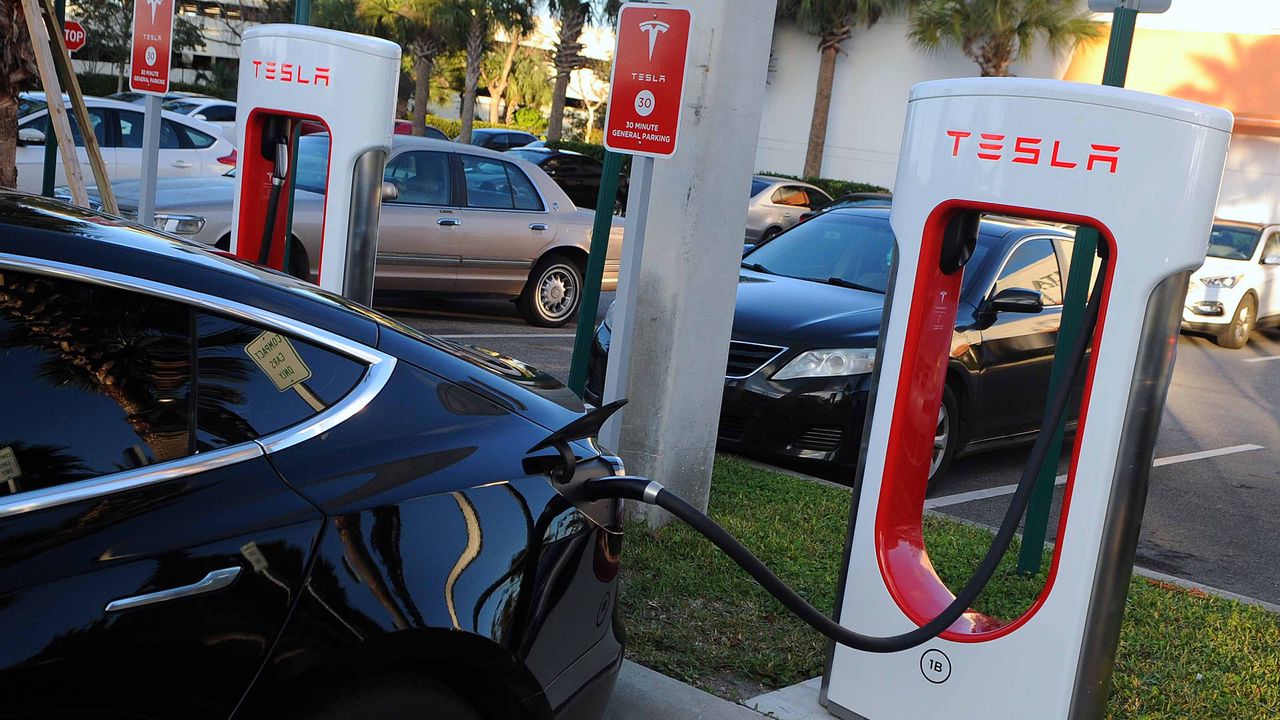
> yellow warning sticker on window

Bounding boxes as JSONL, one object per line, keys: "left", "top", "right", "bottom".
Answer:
{"left": 245, "top": 331, "right": 313, "bottom": 392}
{"left": 0, "top": 446, "right": 21, "bottom": 484}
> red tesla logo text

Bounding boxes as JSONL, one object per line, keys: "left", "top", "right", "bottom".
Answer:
{"left": 946, "top": 130, "right": 1119, "bottom": 173}
{"left": 251, "top": 60, "right": 330, "bottom": 87}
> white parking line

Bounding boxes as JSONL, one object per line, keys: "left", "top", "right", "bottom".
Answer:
{"left": 925, "top": 443, "right": 1265, "bottom": 509}
{"left": 1243, "top": 355, "right": 1280, "bottom": 363}
{"left": 434, "top": 333, "right": 576, "bottom": 339}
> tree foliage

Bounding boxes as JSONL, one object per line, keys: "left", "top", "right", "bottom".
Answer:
{"left": 908, "top": 0, "right": 1101, "bottom": 77}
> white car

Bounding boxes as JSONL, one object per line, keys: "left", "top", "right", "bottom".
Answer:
{"left": 15, "top": 93, "right": 236, "bottom": 194}
{"left": 162, "top": 96, "right": 237, "bottom": 141}
{"left": 1183, "top": 220, "right": 1280, "bottom": 348}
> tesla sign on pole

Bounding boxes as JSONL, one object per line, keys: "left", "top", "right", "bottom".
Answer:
{"left": 130, "top": 0, "right": 174, "bottom": 94}
{"left": 604, "top": 3, "right": 693, "bottom": 159}
{"left": 131, "top": 0, "right": 175, "bottom": 230}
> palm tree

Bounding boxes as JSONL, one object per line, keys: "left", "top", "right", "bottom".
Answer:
{"left": 358, "top": 0, "right": 464, "bottom": 137}
{"left": 908, "top": 0, "right": 1101, "bottom": 78}
{"left": 778, "top": 0, "right": 913, "bottom": 178}
{"left": 482, "top": 33, "right": 523, "bottom": 123}
{"left": 0, "top": 0, "right": 37, "bottom": 189}
{"left": 503, "top": 45, "right": 553, "bottom": 126}
{"left": 458, "top": 0, "right": 535, "bottom": 143}
{"left": 545, "top": 0, "right": 619, "bottom": 143}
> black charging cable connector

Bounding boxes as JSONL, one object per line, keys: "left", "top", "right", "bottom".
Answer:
{"left": 257, "top": 136, "right": 292, "bottom": 267}
{"left": 579, "top": 276, "right": 1105, "bottom": 654}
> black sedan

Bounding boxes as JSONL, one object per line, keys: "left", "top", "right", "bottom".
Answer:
{"left": 587, "top": 207, "right": 1078, "bottom": 482}
{"left": 507, "top": 147, "right": 629, "bottom": 211}
{"left": 0, "top": 192, "right": 623, "bottom": 719}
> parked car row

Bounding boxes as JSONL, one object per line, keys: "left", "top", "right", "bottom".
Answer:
{"left": 0, "top": 190, "right": 623, "bottom": 719}
{"left": 76, "top": 134, "right": 625, "bottom": 327}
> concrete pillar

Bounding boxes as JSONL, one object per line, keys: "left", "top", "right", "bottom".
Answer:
{"left": 606, "top": 0, "right": 777, "bottom": 528}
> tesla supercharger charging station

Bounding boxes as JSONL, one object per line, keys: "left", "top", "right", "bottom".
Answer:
{"left": 822, "top": 78, "right": 1232, "bottom": 720}
{"left": 230, "top": 25, "right": 400, "bottom": 304}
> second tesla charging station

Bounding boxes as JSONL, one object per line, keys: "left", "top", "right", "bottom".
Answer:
{"left": 230, "top": 25, "right": 400, "bottom": 304}
{"left": 822, "top": 78, "right": 1232, "bottom": 720}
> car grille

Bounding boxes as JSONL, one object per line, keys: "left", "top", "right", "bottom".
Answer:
{"left": 718, "top": 415, "right": 747, "bottom": 443}
{"left": 725, "top": 341, "right": 787, "bottom": 379}
{"left": 793, "top": 427, "right": 844, "bottom": 453}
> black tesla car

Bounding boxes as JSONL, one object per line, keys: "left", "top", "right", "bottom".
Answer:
{"left": 0, "top": 192, "right": 623, "bottom": 719}
{"left": 587, "top": 206, "right": 1080, "bottom": 482}
{"left": 506, "top": 147, "right": 629, "bottom": 211}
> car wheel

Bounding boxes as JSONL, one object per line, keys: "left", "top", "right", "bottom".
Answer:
{"left": 760, "top": 227, "right": 782, "bottom": 243}
{"left": 297, "top": 672, "right": 482, "bottom": 720}
{"left": 1216, "top": 294, "right": 1256, "bottom": 349}
{"left": 928, "top": 385, "right": 960, "bottom": 486}
{"left": 517, "top": 254, "right": 583, "bottom": 327}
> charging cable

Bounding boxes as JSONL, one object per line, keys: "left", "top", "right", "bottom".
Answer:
{"left": 257, "top": 136, "right": 291, "bottom": 267}
{"left": 579, "top": 275, "right": 1104, "bottom": 653}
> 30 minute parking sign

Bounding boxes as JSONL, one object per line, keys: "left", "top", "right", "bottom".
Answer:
{"left": 603, "top": 3, "right": 694, "bottom": 159}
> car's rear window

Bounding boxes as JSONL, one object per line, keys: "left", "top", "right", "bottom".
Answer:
{"left": 750, "top": 179, "right": 772, "bottom": 197}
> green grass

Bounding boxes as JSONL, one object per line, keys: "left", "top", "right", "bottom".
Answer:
{"left": 619, "top": 455, "right": 1280, "bottom": 716}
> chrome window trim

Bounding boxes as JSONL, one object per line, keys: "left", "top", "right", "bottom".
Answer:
{"left": 0, "top": 444, "right": 262, "bottom": 521}
{"left": 983, "top": 235, "right": 1067, "bottom": 309}
{"left": 0, "top": 253, "right": 397, "bottom": 516}
{"left": 725, "top": 341, "right": 789, "bottom": 380}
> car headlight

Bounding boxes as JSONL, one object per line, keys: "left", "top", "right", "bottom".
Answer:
{"left": 155, "top": 213, "right": 206, "bottom": 235}
{"left": 772, "top": 348, "right": 876, "bottom": 380}
{"left": 1200, "top": 275, "right": 1243, "bottom": 289}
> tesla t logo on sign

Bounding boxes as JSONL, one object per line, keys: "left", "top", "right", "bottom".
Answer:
{"left": 604, "top": 3, "right": 693, "bottom": 159}
{"left": 129, "top": 0, "right": 175, "bottom": 95}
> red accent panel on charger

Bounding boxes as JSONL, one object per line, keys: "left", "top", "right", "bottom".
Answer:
{"left": 234, "top": 110, "right": 330, "bottom": 278}
{"left": 873, "top": 201, "right": 1117, "bottom": 642}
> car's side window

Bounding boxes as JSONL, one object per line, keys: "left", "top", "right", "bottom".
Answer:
{"left": 20, "top": 108, "right": 109, "bottom": 148}
{"left": 201, "top": 105, "right": 236, "bottom": 122}
{"left": 173, "top": 123, "right": 217, "bottom": 149}
{"left": 461, "top": 155, "right": 544, "bottom": 211}
{"left": 384, "top": 151, "right": 452, "bottom": 205}
{"left": 772, "top": 186, "right": 812, "bottom": 208}
{"left": 193, "top": 312, "right": 368, "bottom": 450}
{"left": 995, "top": 238, "right": 1063, "bottom": 306}
{"left": 0, "top": 270, "right": 194, "bottom": 496}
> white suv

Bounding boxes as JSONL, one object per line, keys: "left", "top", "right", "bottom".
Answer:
{"left": 1183, "top": 220, "right": 1280, "bottom": 348}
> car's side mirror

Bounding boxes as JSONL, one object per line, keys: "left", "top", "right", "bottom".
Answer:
{"left": 1263, "top": 253, "right": 1280, "bottom": 265}
{"left": 17, "top": 127, "right": 45, "bottom": 146}
{"left": 193, "top": 113, "right": 208, "bottom": 121}
{"left": 987, "top": 287, "right": 1045, "bottom": 314}
{"left": 381, "top": 181, "right": 400, "bottom": 202}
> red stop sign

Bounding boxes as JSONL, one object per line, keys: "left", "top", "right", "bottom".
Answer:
{"left": 63, "top": 20, "right": 86, "bottom": 53}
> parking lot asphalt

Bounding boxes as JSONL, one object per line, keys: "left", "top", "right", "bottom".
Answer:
{"left": 379, "top": 292, "right": 1280, "bottom": 606}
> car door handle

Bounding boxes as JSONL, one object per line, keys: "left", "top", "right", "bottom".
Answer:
{"left": 105, "top": 566, "right": 241, "bottom": 613}
{"left": 529, "top": 223, "right": 549, "bottom": 232}
{"left": 171, "top": 160, "right": 194, "bottom": 169}
{"left": 437, "top": 218, "right": 461, "bottom": 227}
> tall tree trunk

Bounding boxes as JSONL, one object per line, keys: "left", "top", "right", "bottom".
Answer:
{"left": 0, "top": 94, "right": 17, "bottom": 189}
{"left": 460, "top": 15, "right": 485, "bottom": 143}
{"left": 548, "top": 2, "right": 587, "bottom": 143}
{"left": 412, "top": 52, "right": 435, "bottom": 137}
{"left": 504, "top": 97, "right": 518, "bottom": 124}
{"left": 489, "top": 34, "right": 521, "bottom": 124}
{"left": 803, "top": 37, "right": 843, "bottom": 179}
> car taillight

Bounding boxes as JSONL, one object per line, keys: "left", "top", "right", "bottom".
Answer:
{"left": 217, "top": 149, "right": 237, "bottom": 166}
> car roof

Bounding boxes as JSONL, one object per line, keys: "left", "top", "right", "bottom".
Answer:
{"left": 1213, "top": 218, "right": 1266, "bottom": 230}
{"left": 390, "top": 135, "right": 524, "bottom": 162}
{"left": 824, "top": 206, "right": 1073, "bottom": 240}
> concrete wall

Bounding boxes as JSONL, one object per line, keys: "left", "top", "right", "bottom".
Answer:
{"left": 756, "top": 16, "right": 1075, "bottom": 189}
{"left": 1219, "top": 135, "right": 1280, "bottom": 224}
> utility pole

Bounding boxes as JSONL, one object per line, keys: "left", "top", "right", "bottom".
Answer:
{"left": 1018, "top": 0, "right": 1157, "bottom": 574}
{"left": 602, "top": 0, "right": 778, "bottom": 528}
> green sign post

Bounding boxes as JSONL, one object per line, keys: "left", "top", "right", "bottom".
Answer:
{"left": 568, "top": 150, "right": 624, "bottom": 397}
{"left": 1017, "top": 2, "right": 1141, "bottom": 575}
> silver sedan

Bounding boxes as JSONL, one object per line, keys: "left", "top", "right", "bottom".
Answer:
{"left": 83, "top": 136, "right": 624, "bottom": 327}
{"left": 744, "top": 175, "right": 833, "bottom": 245}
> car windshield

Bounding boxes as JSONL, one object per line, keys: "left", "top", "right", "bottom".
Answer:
{"left": 163, "top": 100, "right": 201, "bottom": 114}
{"left": 295, "top": 134, "right": 331, "bottom": 194}
{"left": 743, "top": 212, "right": 896, "bottom": 292}
{"left": 750, "top": 178, "right": 771, "bottom": 197}
{"left": 1206, "top": 224, "right": 1262, "bottom": 260}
